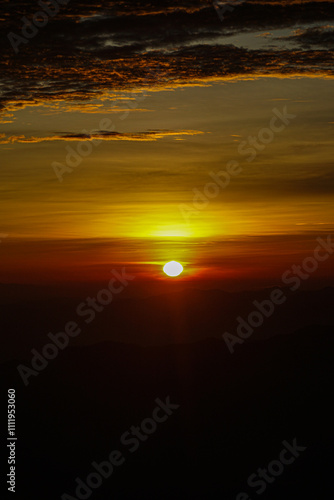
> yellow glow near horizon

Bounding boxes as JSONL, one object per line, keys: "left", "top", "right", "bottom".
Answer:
{"left": 152, "top": 227, "right": 192, "bottom": 238}
{"left": 163, "top": 261, "right": 184, "bottom": 277}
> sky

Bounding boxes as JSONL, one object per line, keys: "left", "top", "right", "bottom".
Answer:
{"left": 0, "top": 0, "right": 333, "bottom": 288}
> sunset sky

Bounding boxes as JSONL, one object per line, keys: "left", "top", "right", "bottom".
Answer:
{"left": 0, "top": 0, "right": 333, "bottom": 287}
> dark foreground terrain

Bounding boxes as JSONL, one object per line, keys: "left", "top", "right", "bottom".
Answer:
{"left": 1, "top": 324, "right": 333, "bottom": 499}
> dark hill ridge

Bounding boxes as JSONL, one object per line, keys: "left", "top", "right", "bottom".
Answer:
{"left": 0, "top": 286, "right": 333, "bottom": 362}
{"left": 1, "top": 328, "right": 333, "bottom": 499}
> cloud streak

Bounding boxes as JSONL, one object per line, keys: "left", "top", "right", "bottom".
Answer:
{"left": 0, "top": 129, "right": 204, "bottom": 144}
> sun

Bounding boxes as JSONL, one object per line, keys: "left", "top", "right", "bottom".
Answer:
{"left": 163, "top": 261, "right": 183, "bottom": 277}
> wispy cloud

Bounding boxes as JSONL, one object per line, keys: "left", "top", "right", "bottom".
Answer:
{"left": 0, "top": 129, "right": 204, "bottom": 144}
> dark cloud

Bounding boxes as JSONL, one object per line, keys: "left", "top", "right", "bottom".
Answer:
{"left": 0, "top": 0, "right": 333, "bottom": 121}
{"left": 277, "top": 25, "right": 334, "bottom": 48}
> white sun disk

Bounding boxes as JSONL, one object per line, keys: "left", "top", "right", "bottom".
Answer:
{"left": 163, "top": 261, "right": 183, "bottom": 277}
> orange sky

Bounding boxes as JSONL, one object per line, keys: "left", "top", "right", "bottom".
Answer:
{"left": 1, "top": 1, "right": 333, "bottom": 287}
{"left": 1, "top": 76, "right": 333, "bottom": 285}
